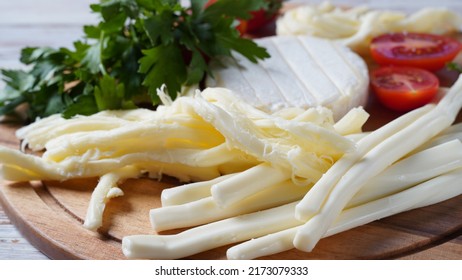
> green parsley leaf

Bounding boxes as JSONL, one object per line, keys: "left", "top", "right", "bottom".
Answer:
{"left": 62, "top": 94, "right": 99, "bottom": 118}
{"left": 447, "top": 62, "right": 462, "bottom": 72}
{"left": 203, "top": 0, "right": 267, "bottom": 20}
{"left": 139, "top": 44, "right": 187, "bottom": 100}
{"left": 94, "top": 75, "right": 125, "bottom": 110}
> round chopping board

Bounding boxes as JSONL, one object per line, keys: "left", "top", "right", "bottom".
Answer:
{"left": 1, "top": 95, "right": 462, "bottom": 260}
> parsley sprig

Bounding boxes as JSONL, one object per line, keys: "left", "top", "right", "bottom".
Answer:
{"left": 0, "top": 0, "right": 270, "bottom": 120}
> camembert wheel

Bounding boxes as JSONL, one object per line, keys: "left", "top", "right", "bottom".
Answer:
{"left": 206, "top": 35, "right": 369, "bottom": 120}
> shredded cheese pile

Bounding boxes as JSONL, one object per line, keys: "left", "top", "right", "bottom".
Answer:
{"left": 0, "top": 87, "right": 367, "bottom": 231}
{"left": 2, "top": 82, "right": 462, "bottom": 259}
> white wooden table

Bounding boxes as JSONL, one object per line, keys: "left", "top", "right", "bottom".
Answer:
{"left": 1, "top": 0, "right": 461, "bottom": 260}
{"left": 0, "top": 0, "right": 95, "bottom": 260}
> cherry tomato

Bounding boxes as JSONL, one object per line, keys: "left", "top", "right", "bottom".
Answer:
{"left": 246, "top": 8, "right": 277, "bottom": 32}
{"left": 236, "top": 20, "right": 248, "bottom": 35}
{"left": 370, "top": 32, "right": 462, "bottom": 71}
{"left": 204, "top": 0, "right": 247, "bottom": 34}
{"left": 204, "top": 0, "right": 281, "bottom": 34}
{"left": 370, "top": 66, "right": 440, "bottom": 111}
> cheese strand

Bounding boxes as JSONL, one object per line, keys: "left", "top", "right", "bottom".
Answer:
{"left": 84, "top": 165, "right": 141, "bottom": 231}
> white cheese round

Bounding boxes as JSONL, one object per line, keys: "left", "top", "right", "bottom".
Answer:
{"left": 206, "top": 35, "right": 369, "bottom": 120}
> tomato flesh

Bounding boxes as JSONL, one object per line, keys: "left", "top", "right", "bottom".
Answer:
{"left": 371, "top": 66, "right": 439, "bottom": 111}
{"left": 370, "top": 32, "right": 462, "bottom": 71}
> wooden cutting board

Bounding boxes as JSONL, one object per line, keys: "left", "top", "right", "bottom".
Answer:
{"left": 1, "top": 94, "right": 462, "bottom": 259}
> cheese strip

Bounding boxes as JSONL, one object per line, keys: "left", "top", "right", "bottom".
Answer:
{"left": 160, "top": 173, "right": 237, "bottom": 206}
{"left": 17, "top": 108, "right": 173, "bottom": 151}
{"left": 122, "top": 202, "right": 301, "bottom": 260}
{"left": 84, "top": 165, "right": 140, "bottom": 231}
{"left": 333, "top": 107, "right": 369, "bottom": 135}
{"left": 0, "top": 147, "right": 233, "bottom": 182}
{"left": 210, "top": 163, "right": 289, "bottom": 208}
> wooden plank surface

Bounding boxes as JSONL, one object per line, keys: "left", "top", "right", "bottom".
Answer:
{"left": 1, "top": 0, "right": 462, "bottom": 260}
{"left": 0, "top": 209, "right": 48, "bottom": 260}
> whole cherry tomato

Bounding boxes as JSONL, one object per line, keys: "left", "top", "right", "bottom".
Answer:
{"left": 204, "top": 0, "right": 282, "bottom": 34}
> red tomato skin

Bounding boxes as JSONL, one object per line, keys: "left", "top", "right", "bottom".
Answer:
{"left": 246, "top": 9, "right": 277, "bottom": 32}
{"left": 370, "top": 66, "right": 440, "bottom": 112}
{"left": 204, "top": 0, "right": 247, "bottom": 34}
{"left": 370, "top": 32, "right": 462, "bottom": 71}
{"left": 204, "top": 0, "right": 280, "bottom": 34}
{"left": 236, "top": 20, "right": 248, "bottom": 35}
{"left": 204, "top": 0, "right": 217, "bottom": 8}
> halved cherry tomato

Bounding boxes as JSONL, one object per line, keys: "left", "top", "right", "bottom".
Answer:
{"left": 370, "top": 66, "right": 440, "bottom": 111}
{"left": 370, "top": 32, "right": 462, "bottom": 71}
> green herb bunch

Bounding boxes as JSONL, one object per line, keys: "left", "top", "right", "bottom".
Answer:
{"left": 0, "top": 0, "right": 270, "bottom": 120}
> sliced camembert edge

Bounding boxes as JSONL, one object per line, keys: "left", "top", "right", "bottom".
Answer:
{"left": 206, "top": 35, "right": 369, "bottom": 120}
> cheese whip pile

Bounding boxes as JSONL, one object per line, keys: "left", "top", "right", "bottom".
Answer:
{"left": 0, "top": 88, "right": 366, "bottom": 235}
{"left": 277, "top": 1, "right": 462, "bottom": 54}
{"left": 2, "top": 80, "right": 462, "bottom": 259}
